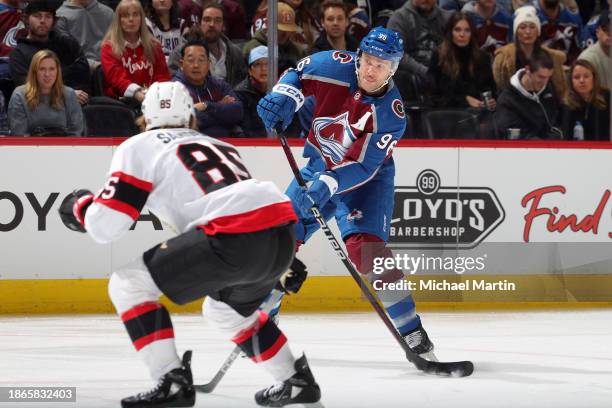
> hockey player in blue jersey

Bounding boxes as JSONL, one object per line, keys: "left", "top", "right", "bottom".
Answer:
{"left": 257, "top": 26, "right": 436, "bottom": 358}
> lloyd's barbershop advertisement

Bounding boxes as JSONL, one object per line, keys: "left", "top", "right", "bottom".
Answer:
{"left": 385, "top": 146, "right": 612, "bottom": 303}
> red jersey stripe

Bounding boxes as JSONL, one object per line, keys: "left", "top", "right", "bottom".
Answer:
{"left": 201, "top": 201, "right": 297, "bottom": 235}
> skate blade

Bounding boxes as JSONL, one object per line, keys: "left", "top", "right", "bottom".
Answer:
{"left": 421, "top": 351, "right": 439, "bottom": 362}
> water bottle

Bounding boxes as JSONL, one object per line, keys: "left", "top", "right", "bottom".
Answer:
{"left": 573, "top": 121, "right": 584, "bottom": 141}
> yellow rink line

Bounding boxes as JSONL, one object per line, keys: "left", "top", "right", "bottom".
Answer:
{"left": 1, "top": 275, "right": 611, "bottom": 315}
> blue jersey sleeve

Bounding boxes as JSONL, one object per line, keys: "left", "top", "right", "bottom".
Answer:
{"left": 581, "top": 15, "right": 599, "bottom": 48}
{"left": 276, "top": 50, "right": 356, "bottom": 97}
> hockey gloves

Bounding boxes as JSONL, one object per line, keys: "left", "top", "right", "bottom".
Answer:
{"left": 294, "top": 171, "right": 338, "bottom": 219}
{"left": 58, "top": 189, "right": 94, "bottom": 233}
{"left": 257, "top": 84, "right": 304, "bottom": 132}
{"left": 277, "top": 257, "right": 308, "bottom": 294}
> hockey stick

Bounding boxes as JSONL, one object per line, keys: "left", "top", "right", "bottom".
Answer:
{"left": 195, "top": 289, "right": 285, "bottom": 392}
{"left": 276, "top": 129, "right": 474, "bottom": 377}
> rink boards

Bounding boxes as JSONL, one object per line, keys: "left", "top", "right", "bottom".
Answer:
{"left": 1, "top": 138, "right": 611, "bottom": 313}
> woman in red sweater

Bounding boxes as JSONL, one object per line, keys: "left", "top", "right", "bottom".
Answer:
{"left": 101, "top": 0, "right": 171, "bottom": 102}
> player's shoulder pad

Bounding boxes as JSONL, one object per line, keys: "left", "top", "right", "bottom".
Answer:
{"left": 111, "top": 129, "right": 168, "bottom": 171}
{"left": 116, "top": 129, "right": 159, "bottom": 155}
{"left": 371, "top": 84, "right": 406, "bottom": 135}
{"left": 296, "top": 50, "right": 357, "bottom": 86}
{"left": 151, "top": 128, "right": 239, "bottom": 154}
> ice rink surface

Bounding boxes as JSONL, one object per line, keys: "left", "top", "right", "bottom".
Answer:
{"left": 1, "top": 309, "right": 611, "bottom": 408}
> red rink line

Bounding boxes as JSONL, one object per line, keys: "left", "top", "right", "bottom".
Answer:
{"left": 0, "top": 137, "right": 611, "bottom": 149}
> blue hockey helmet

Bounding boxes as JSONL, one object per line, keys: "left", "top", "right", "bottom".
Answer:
{"left": 358, "top": 27, "right": 404, "bottom": 63}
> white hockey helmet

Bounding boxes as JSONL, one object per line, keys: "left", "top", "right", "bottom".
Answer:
{"left": 141, "top": 82, "right": 194, "bottom": 130}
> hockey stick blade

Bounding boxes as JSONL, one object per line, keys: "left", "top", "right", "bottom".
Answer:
{"left": 415, "top": 357, "right": 474, "bottom": 377}
{"left": 194, "top": 346, "right": 241, "bottom": 393}
{"left": 275, "top": 128, "right": 474, "bottom": 378}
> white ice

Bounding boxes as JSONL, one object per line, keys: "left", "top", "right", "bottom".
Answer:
{"left": 1, "top": 310, "right": 611, "bottom": 408}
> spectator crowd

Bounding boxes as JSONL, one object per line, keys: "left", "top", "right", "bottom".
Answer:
{"left": 0, "top": 0, "right": 609, "bottom": 140}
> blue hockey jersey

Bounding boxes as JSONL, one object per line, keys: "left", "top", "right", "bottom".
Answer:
{"left": 277, "top": 50, "right": 406, "bottom": 194}
{"left": 581, "top": 13, "right": 600, "bottom": 48}
{"left": 462, "top": 1, "right": 512, "bottom": 55}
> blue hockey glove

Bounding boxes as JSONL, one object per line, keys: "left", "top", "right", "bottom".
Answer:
{"left": 295, "top": 172, "right": 338, "bottom": 218}
{"left": 257, "top": 84, "right": 304, "bottom": 131}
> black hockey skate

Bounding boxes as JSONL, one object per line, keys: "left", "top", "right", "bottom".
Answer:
{"left": 121, "top": 350, "right": 195, "bottom": 408}
{"left": 404, "top": 322, "right": 438, "bottom": 361}
{"left": 255, "top": 354, "right": 321, "bottom": 407}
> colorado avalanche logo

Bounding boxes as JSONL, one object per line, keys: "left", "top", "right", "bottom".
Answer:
{"left": 542, "top": 26, "right": 575, "bottom": 55}
{"left": 347, "top": 209, "right": 363, "bottom": 221}
{"left": 332, "top": 51, "right": 354, "bottom": 64}
{"left": 3, "top": 21, "right": 25, "bottom": 48}
{"left": 312, "top": 112, "right": 357, "bottom": 165}
{"left": 392, "top": 99, "right": 405, "bottom": 119}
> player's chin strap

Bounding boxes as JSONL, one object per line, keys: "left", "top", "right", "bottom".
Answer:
{"left": 274, "top": 125, "right": 474, "bottom": 378}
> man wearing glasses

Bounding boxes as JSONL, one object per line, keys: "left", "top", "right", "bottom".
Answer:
{"left": 173, "top": 38, "right": 244, "bottom": 137}
{"left": 169, "top": 2, "right": 246, "bottom": 86}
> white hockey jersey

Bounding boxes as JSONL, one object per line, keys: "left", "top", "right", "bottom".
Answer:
{"left": 84, "top": 128, "right": 296, "bottom": 244}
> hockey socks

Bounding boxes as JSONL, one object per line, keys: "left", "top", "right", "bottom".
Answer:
{"left": 381, "top": 291, "right": 421, "bottom": 336}
{"left": 345, "top": 234, "right": 421, "bottom": 336}
{"left": 232, "top": 311, "right": 296, "bottom": 382}
{"left": 368, "top": 262, "right": 419, "bottom": 335}
{"left": 121, "top": 302, "right": 182, "bottom": 379}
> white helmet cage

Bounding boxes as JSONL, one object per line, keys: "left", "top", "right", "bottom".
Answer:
{"left": 141, "top": 82, "right": 195, "bottom": 130}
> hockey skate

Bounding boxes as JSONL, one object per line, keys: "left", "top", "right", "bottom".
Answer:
{"left": 121, "top": 350, "right": 195, "bottom": 408}
{"left": 255, "top": 354, "right": 322, "bottom": 407}
{"left": 404, "top": 322, "right": 438, "bottom": 362}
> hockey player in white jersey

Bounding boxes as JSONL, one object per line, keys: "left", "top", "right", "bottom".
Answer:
{"left": 58, "top": 82, "right": 321, "bottom": 408}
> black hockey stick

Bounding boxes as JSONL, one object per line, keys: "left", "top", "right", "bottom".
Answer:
{"left": 194, "top": 346, "right": 240, "bottom": 393}
{"left": 195, "top": 290, "right": 285, "bottom": 392}
{"left": 276, "top": 128, "right": 474, "bottom": 377}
